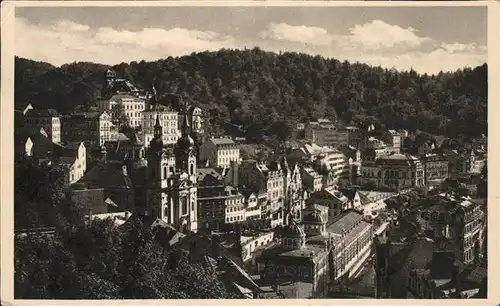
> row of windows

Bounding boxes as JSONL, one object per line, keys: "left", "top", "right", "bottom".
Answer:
{"left": 464, "top": 220, "right": 481, "bottom": 235}
{"left": 123, "top": 104, "right": 145, "bottom": 110}
{"left": 362, "top": 170, "right": 413, "bottom": 179}
{"left": 227, "top": 215, "right": 244, "bottom": 222}
{"left": 143, "top": 121, "right": 177, "bottom": 128}
{"left": 218, "top": 157, "right": 238, "bottom": 165}
{"left": 126, "top": 112, "right": 143, "bottom": 118}
{"left": 217, "top": 149, "right": 238, "bottom": 156}
{"left": 144, "top": 114, "right": 177, "bottom": 120}
{"left": 226, "top": 205, "right": 244, "bottom": 212}
{"left": 268, "top": 180, "right": 283, "bottom": 188}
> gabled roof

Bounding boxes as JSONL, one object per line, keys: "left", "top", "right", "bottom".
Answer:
{"left": 25, "top": 108, "right": 59, "bottom": 117}
{"left": 326, "top": 210, "right": 364, "bottom": 234}
{"left": 77, "top": 161, "right": 133, "bottom": 190}
{"left": 303, "top": 204, "right": 329, "bottom": 214}
{"left": 339, "top": 188, "right": 358, "bottom": 202}
{"left": 210, "top": 137, "right": 236, "bottom": 146}
{"left": 197, "top": 168, "right": 224, "bottom": 183}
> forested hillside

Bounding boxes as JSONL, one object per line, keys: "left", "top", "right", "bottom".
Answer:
{"left": 15, "top": 48, "right": 487, "bottom": 142}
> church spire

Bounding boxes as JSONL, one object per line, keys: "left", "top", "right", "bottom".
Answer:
{"left": 181, "top": 112, "right": 190, "bottom": 136}
{"left": 154, "top": 113, "right": 162, "bottom": 139}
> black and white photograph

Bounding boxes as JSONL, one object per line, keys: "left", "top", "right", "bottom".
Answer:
{"left": 4, "top": 1, "right": 491, "bottom": 301}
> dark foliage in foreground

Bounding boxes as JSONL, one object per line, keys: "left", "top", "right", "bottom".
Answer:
{"left": 14, "top": 162, "right": 234, "bottom": 299}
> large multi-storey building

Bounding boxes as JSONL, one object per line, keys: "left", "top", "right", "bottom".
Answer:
{"left": 288, "top": 143, "right": 351, "bottom": 189}
{"left": 196, "top": 168, "right": 246, "bottom": 231}
{"left": 313, "top": 148, "right": 350, "bottom": 185}
{"left": 304, "top": 119, "right": 350, "bottom": 148}
{"left": 401, "top": 195, "right": 486, "bottom": 265}
{"left": 21, "top": 108, "right": 61, "bottom": 144}
{"left": 142, "top": 104, "right": 180, "bottom": 146}
{"left": 98, "top": 69, "right": 147, "bottom": 128}
{"left": 257, "top": 215, "right": 331, "bottom": 298}
{"left": 256, "top": 207, "right": 373, "bottom": 298}
{"left": 227, "top": 160, "right": 287, "bottom": 227}
{"left": 199, "top": 137, "right": 240, "bottom": 169}
{"left": 300, "top": 167, "right": 323, "bottom": 193}
{"left": 99, "top": 94, "right": 147, "bottom": 128}
{"left": 359, "top": 153, "right": 425, "bottom": 191}
{"left": 326, "top": 210, "right": 373, "bottom": 281}
{"left": 61, "top": 111, "right": 117, "bottom": 146}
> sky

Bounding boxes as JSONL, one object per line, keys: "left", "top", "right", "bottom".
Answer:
{"left": 15, "top": 6, "right": 487, "bottom": 75}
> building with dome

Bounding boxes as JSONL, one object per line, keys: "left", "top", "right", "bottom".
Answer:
{"left": 256, "top": 214, "right": 330, "bottom": 298}
{"left": 256, "top": 204, "right": 374, "bottom": 298}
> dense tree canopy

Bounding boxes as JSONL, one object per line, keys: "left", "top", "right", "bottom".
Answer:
{"left": 15, "top": 217, "right": 234, "bottom": 299}
{"left": 14, "top": 161, "right": 83, "bottom": 230}
{"left": 15, "top": 49, "right": 487, "bottom": 142}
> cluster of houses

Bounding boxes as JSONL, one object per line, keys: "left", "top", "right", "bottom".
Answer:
{"left": 14, "top": 70, "right": 488, "bottom": 299}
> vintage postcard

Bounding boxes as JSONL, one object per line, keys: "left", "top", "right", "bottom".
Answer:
{"left": 1, "top": 1, "right": 497, "bottom": 305}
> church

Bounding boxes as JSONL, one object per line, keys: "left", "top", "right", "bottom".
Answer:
{"left": 144, "top": 107, "right": 199, "bottom": 232}
{"left": 78, "top": 101, "right": 200, "bottom": 233}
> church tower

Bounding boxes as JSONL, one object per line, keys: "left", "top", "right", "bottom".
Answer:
{"left": 171, "top": 104, "right": 198, "bottom": 233}
{"left": 176, "top": 111, "right": 197, "bottom": 181}
{"left": 101, "top": 69, "right": 116, "bottom": 99}
{"left": 146, "top": 113, "right": 176, "bottom": 221}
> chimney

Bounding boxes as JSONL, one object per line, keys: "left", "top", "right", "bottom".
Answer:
{"left": 231, "top": 160, "right": 239, "bottom": 187}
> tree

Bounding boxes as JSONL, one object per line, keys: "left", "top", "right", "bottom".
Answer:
{"left": 14, "top": 161, "right": 80, "bottom": 230}
{"left": 15, "top": 216, "right": 235, "bottom": 299}
{"left": 110, "top": 102, "right": 130, "bottom": 128}
{"left": 15, "top": 54, "right": 487, "bottom": 140}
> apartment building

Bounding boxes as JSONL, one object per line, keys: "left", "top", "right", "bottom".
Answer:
{"left": 22, "top": 108, "right": 61, "bottom": 144}
{"left": 199, "top": 137, "right": 240, "bottom": 169}
{"left": 142, "top": 104, "right": 180, "bottom": 146}
{"left": 99, "top": 94, "right": 147, "bottom": 128}
{"left": 304, "top": 119, "right": 349, "bottom": 147}
{"left": 61, "top": 111, "right": 117, "bottom": 146}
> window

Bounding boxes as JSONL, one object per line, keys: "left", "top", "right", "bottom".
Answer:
{"left": 182, "top": 198, "right": 188, "bottom": 215}
{"left": 163, "top": 167, "right": 167, "bottom": 179}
